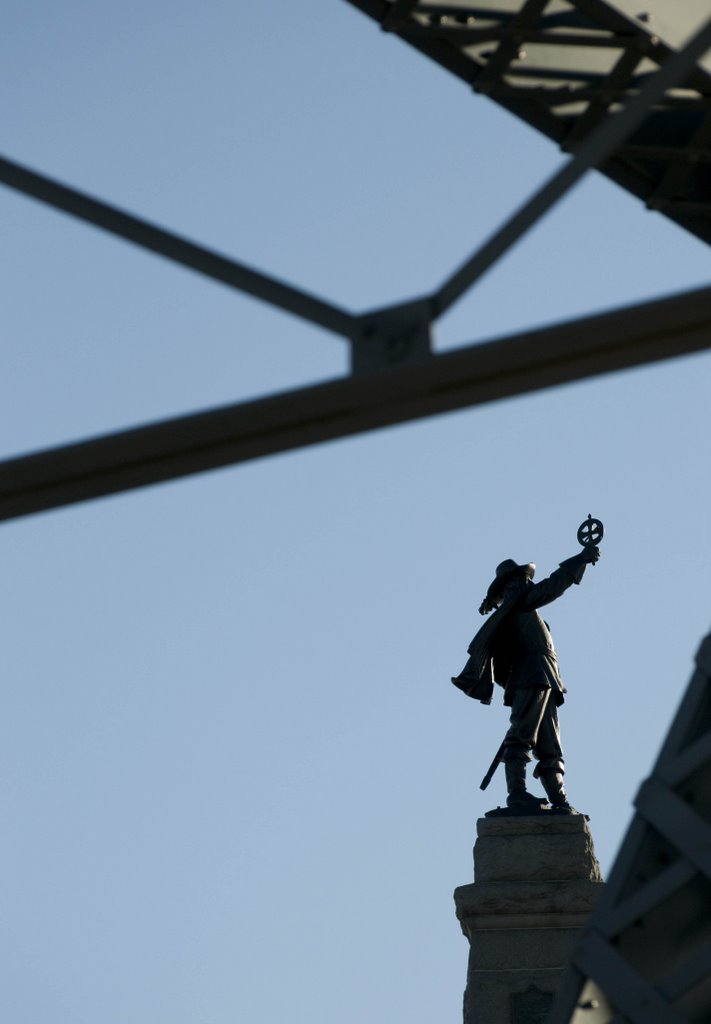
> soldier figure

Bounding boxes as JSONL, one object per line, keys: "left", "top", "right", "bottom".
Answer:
{"left": 452, "top": 543, "right": 600, "bottom": 813}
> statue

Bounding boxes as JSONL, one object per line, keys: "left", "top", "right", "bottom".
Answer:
{"left": 451, "top": 517, "right": 603, "bottom": 815}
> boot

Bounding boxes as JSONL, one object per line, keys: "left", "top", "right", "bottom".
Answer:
{"left": 505, "top": 761, "right": 546, "bottom": 811}
{"left": 539, "top": 769, "right": 573, "bottom": 813}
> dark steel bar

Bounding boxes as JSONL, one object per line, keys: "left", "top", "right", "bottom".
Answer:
{"left": 343, "top": 0, "right": 489, "bottom": 91}
{"left": 553, "top": 88, "right": 711, "bottom": 110}
{"left": 573, "top": 931, "right": 687, "bottom": 1024}
{"left": 412, "top": 26, "right": 631, "bottom": 47}
{"left": 474, "top": 0, "right": 549, "bottom": 87}
{"left": 649, "top": 110, "right": 711, "bottom": 201}
{"left": 602, "top": 859, "right": 695, "bottom": 937}
{"left": 619, "top": 144, "right": 711, "bottom": 161}
{"left": 660, "top": 938, "right": 711, "bottom": 1002}
{"left": 433, "top": 16, "right": 711, "bottom": 317}
{"left": 381, "top": 0, "right": 421, "bottom": 30}
{"left": 546, "top": 965, "right": 599, "bottom": 1024}
{"left": 2, "top": 282, "right": 711, "bottom": 522}
{"left": 563, "top": 46, "right": 644, "bottom": 146}
{"left": 635, "top": 777, "right": 711, "bottom": 878}
{"left": 567, "top": 0, "right": 638, "bottom": 35}
{"left": 0, "top": 154, "right": 355, "bottom": 339}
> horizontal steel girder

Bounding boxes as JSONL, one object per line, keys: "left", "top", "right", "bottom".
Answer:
{"left": 2, "top": 282, "right": 711, "bottom": 522}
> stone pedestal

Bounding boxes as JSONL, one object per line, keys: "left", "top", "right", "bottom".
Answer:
{"left": 454, "top": 815, "right": 603, "bottom": 1024}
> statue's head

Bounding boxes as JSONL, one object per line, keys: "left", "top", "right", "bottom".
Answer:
{"left": 479, "top": 559, "right": 535, "bottom": 614}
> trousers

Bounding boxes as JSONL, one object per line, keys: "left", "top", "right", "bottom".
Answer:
{"left": 503, "top": 687, "right": 564, "bottom": 774}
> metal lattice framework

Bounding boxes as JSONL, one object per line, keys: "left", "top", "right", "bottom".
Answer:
{"left": 348, "top": 0, "right": 711, "bottom": 244}
{"left": 3, "top": 4, "right": 711, "bottom": 1021}
{"left": 0, "top": 3, "right": 711, "bottom": 522}
{"left": 548, "top": 627, "right": 711, "bottom": 1024}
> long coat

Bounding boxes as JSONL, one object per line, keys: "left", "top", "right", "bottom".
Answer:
{"left": 452, "top": 554, "right": 588, "bottom": 705}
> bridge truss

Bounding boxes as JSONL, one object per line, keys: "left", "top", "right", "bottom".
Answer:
{"left": 1, "top": 4, "right": 711, "bottom": 1020}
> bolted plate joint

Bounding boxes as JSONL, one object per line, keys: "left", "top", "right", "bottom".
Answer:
{"left": 350, "top": 298, "right": 433, "bottom": 376}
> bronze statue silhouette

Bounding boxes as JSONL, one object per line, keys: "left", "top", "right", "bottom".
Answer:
{"left": 452, "top": 517, "right": 603, "bottom": 815}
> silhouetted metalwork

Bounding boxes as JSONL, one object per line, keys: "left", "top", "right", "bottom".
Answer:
{"left": 431, "top": 13, "right": 711, "bottom": 316}
{"left": 0, "top": 8, "right": 709, "bottom": 521}
{"left": 452, "top": 518, "right": 602, "bottom": 815}
{"left": 577, "top": 515, "right": 604, "bottom": 548}
{"left": 2, "top": 284, "right": 711, "bottom": 522}
{"left": 347, "top": 1, "right": 711, "bottom": 249}
{"left": 2, "top": 7, "right": 711, "bottom": 1022}
{"left": 548, "top": 627, "right": 711, "bottom": 1024}
{"left": 0, "top": 155, "right": 355, "bottom": 340}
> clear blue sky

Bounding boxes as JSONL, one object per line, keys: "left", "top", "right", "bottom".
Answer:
{"left": 2, "top": 3, "right": 711, "bottom": 1022}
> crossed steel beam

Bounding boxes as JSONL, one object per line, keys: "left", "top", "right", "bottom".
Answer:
{"left": 2, "top": 281, "right": 711, "bottom": 522}
{"left": 350, "top": 0, "right": 711, "bottom": 245}
{"left": 1, "top": 10, "right": 710, "bottom": 522}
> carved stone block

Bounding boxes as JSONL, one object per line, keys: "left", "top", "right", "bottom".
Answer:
{"left": 454, "top": 816, "right": 604, "bottom": 1023}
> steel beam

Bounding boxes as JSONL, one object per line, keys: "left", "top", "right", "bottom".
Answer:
{"left": 2, "top": 282, "right": 711, "bottom": 522}
{"left": 0, "top": 155, "right": 355, "bottom": 339}
{"left": 572, "top": 931, "right": 688, "bottom": 1024}
{"left": 602, "top": 859, "right": 696, "bottom": 937}
{"left": 635, "top": 777, "right": 711, "bottom": 880}
{"left": 344, "top": 0, "right": 711, "bottom": 251}
{"left": 548, "top": 618, "right": 711, "bottom": 1024}
{"left": 3, "top": 9, "right": 709, "bottom": 362}
{"left": 432, "top": 14, "right": 711, "bottom": 315}
{"left": 473, "top": 0, "right": 549, "bottom": 89}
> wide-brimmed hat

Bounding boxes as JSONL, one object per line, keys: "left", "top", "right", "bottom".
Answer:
{"left": 487, "top": 558, "right": 535, "bottom": 601}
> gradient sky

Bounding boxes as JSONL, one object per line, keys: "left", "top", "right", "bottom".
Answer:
{"left": 3, "top": 3, "right": 711, "bottom": 1023}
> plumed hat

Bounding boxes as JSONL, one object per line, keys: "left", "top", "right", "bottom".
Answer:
{"left": 479, "top": 559, "right": 535, "bottom": 615}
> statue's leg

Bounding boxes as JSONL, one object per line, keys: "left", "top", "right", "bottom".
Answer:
{"left": 534, "top": 701, "right": 572, "bottom": 812}
{"left": 538, "top": 770, "right": 571, "bottom": 811}
{"left": 503, "top": 689, "right": 547, "bottom": 809}
{"left": 504, "top": 761, "right": 545, "bottom": 809}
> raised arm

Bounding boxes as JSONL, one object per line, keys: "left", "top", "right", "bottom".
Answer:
{"left": 521, "top": 546, "right": 600, "bottom": 611}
